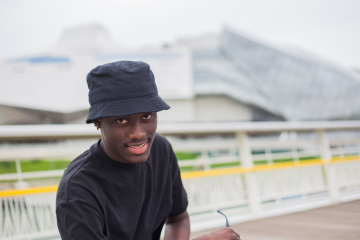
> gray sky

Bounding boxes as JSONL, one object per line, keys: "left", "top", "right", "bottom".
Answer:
{"left": 1, "top": 0, "right": 359, "bottom": 69}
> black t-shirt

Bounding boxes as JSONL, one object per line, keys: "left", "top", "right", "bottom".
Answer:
{"left": 56, "top": 133, "right": 188, "bottom": 240}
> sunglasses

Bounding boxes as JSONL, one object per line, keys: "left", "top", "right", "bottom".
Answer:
{"left": 217, "top": 210, "right": 230, "bottom": 227}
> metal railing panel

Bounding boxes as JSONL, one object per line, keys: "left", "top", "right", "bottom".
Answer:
{"left": 335, "top": 161, "right": 360, "bottom": 189}
{"left": 183, "top": 174, "right": 246, "bottom": 214}
{"left": 256, "top": 166, "right": 326, "bottom": 201}
{"left": 0, "top": 194, "right": 57, "bottom": 240}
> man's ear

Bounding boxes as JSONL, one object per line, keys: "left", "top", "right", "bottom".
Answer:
{"left": 94, "top": 119, "right": 101, "bottom": 130}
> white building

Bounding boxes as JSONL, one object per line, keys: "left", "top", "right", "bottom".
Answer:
{"left": 1, "top": 24, "right": 359, "bottom": 125}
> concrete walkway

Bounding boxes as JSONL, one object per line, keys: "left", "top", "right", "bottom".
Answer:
{"left": 190, "top": 200, "right": 360, "bottom": 240}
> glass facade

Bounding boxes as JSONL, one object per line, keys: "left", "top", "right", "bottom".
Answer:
{"left": 193, "top": 28, "right": 360, "bottom": 121}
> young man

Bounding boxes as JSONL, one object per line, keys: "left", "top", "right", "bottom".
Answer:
{"left": 56, "top": 61, "right": 240, "bottom": 240}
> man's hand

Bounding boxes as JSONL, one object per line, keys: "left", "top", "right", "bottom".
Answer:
{"left": 193, "top": 228, "right": 241, "bottom": 240}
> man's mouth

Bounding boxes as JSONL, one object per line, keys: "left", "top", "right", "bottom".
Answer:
{"left": 127, "top": 141, "right": 148, "bottom": 155}
{"left": 128, "top": 142, "right": 146, "bottom": 148}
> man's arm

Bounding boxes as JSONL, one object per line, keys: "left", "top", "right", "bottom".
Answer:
{"left": 164, "top": 210, "right": 190, "bottom": 240}
{"left": 57, "top": 201, "right": 108, "bottom": 240}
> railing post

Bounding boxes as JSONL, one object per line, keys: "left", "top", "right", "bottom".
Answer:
{"left": 15, "top": 158, "right": 23, "bottom": 186}
{"left": 15, "top": 158, "right": 28, "bottom": 189}
{"left": 236, "top": 132, "right": 261, "bottom": 214}
{"left": 237, "top": 132, "right": 252, "bottom": 167}
{"left": 317, "top": 130, "right": 339, "bottom": 203}
{"left": 318, "top": 130, "right": 331, "bottom": 162}
{"left": 201, "top": 149, "right": 211, "bottom": 171}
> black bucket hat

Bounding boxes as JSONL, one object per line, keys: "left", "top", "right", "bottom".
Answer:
{"left": 86, "top": 61, "right": 170, "bottom": 123}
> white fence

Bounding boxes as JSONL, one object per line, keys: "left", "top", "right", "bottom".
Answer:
{"left": 1, "top": 159, "right": 359, "bottom": 240}
{"left": 0, "top": 194, "right": 58, "bottom": 240}
{"left": 1, "top": 121, "right": 360, "bottom": 239}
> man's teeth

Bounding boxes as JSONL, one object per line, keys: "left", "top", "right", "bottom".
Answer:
{"left": 129, "top": 143, "right": 146, "bottom": 148}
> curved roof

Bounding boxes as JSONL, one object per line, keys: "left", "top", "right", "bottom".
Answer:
{"left": 191, "top": 28, "right": 360, "bottom": 120}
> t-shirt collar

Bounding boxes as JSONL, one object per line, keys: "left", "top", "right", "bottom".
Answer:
{"left": 90, "top": 139, "right": 142, "bottom": 172}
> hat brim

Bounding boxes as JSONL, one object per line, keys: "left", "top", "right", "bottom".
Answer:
{"left": 86, "top": 95, "right": 170, "bottom": 123}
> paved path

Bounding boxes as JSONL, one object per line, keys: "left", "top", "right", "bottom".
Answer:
{"left": 190, "top": 200, "right": 360, "bottom": 240}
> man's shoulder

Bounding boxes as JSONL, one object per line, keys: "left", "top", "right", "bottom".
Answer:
{"left": 64, "top": 149, "right": 92, "bottom": 177}
{"left": 56, "top": 146, "right": 95, "bottom": 207}
{"left": 152, "top": 133, "right": 173, "bottom": 152}
{"left": 154, "top": 132, "right": 170, "bottom": 144}
{"left": 148, "top": 133, "right": 177, "bottom": 169}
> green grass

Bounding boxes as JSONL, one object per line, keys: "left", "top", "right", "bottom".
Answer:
{"left": 273, "top": 158, "right": 296, "bottom": 163}
{"left": 0, "top": 161, "right": 16, "bottom": 174}
{"left": 0, "top": 159, "right": 72, "bottom": 174}
{"left": 176, "top": 152, "right": 200, "bottom": 172}
{"left": 0, "top": 152, "right": 199, "bottom": 174}
{"left": 175, "top": 152, "right": 200, "bottom": 160}
{"left": 211, "top": 162, "right": 241, "bottom": 169}
{"left": 179, "top": 166, "right": 195, "bottom": 172}
{"left": 298, "top": 156, "right": 320, "bottom": 161}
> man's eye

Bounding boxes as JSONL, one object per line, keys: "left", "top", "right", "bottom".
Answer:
{"left": 116, "top": 119, "right": 128, "bottom": 124}
{"left": 142, "top": 114, "right": 152, "bottom": 120}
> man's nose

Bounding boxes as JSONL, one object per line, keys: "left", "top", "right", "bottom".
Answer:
{"left": 129, "top": 122, "right": 146, "bottom": 140}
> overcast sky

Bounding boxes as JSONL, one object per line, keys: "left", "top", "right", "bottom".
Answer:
{"left": 1, "top": 0, "right": 359, "bottom": 69}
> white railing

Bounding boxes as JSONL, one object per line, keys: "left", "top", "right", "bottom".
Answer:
{"left": 1, "top": 121, "right": 360, "bottom": 239}
{"left": 0, "top": 193, "right": 58, "bottom": 240}
{"left": 1, "top": 158, "right": 359, "bottom": 240}
{"left": 183, "top": 158, "right": 360, "bottom": 232}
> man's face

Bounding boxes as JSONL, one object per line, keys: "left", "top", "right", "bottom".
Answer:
{"left": 97, "top": 112, "right": 157, "bottom": 164}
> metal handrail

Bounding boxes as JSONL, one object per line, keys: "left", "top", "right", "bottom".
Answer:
{"left": 1, "top": 121, "right": 360, "bottom": 140}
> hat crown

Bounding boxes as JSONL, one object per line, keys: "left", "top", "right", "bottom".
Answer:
{"left": 87, "top": 61, "right": 158, "bottom": 105}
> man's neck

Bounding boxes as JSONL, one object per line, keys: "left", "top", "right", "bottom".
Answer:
{"left": 99, "top": 138, "right": 125, "bottom": 163}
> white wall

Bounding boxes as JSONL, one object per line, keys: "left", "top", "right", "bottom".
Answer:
{"left": 158, "top": 95, "right": 252, "bottom": 122}
{"left": 0, "top": 95, "right": 252, "bottom": 125}
{"left": 0, "top": 47, "right": 193, "bottom": 114}
{"left": 195, "top": 95, "right": 251, "bottom": 122}
{"left": 158, "top": 99, "right": 195, "bottom": 122}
